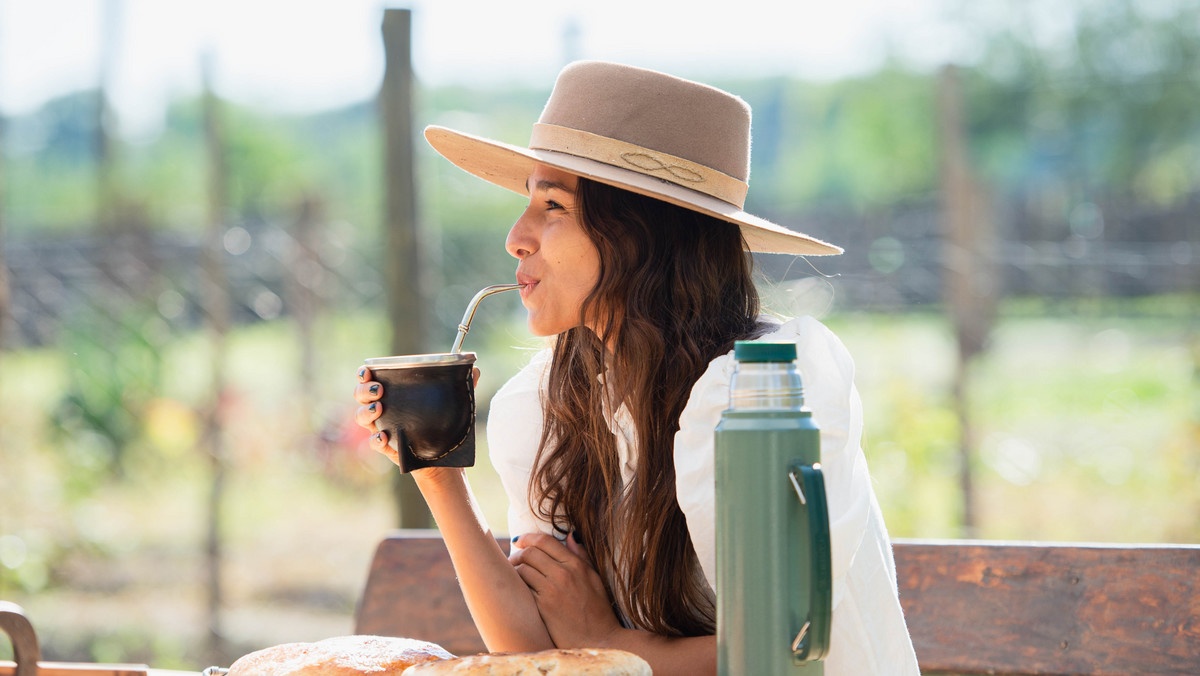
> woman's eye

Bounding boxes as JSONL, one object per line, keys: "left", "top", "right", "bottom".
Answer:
{"left": 546, "top": 200, "right": 563, "bottom": 211}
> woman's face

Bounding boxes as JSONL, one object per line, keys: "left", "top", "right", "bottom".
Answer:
{"left": 506, "top": 165, "right": 602, "bottom": 337}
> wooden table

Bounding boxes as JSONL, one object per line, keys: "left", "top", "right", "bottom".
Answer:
{"left": 0, "top": 666, "right": 200, "bottom": 676}
{"left": 0, "top": 664, "right": 202, "bottom": 675}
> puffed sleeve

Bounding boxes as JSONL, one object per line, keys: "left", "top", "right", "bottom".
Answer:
{"left": 790, "top": 317, "right": 872, "bottom": 610}
{"left": 486, "top": 348, "right": 556, "bottom": 539}
{"left": 672, "top": 346, "right": 736, "bottom": 591}
{"left": 672, "top": 316, "right": 872, "bottom": 609}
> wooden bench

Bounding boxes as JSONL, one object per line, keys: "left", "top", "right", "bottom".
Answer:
{"left": 355, "top": 530, "right": 1200, "bottom": 675}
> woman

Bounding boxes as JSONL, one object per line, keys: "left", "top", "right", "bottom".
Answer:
{"left": 354, "top": 61, "right": 918, "bottom": 675}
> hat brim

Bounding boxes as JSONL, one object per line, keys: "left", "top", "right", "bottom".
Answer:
{"left": 425, "top": 125, "right": 843, "bottom": 256}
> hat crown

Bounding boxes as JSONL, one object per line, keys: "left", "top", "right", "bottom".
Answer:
{"left": 537, "top": 61, "right": 752, "bottom": 182}
{"left": 422, "top": 61, "right": 843, "bottom": 256}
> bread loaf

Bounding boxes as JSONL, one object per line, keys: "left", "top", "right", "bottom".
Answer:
{"left": 400, "top": 648, "right": 652, "bottom": 675}
{"left": 226, "top": 635, "right": 454, "bottom": 676}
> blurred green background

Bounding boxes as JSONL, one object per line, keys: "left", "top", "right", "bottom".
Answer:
{"left": 0, "top": 0, "right": 1197, "bottom": 670}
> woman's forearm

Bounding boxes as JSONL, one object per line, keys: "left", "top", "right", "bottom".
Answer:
{"left": 599, "top": 630, "right": 715, "bottom": 676}
{"left": 411, "top": 467, "right": 555, "bottom": 653}
{"left": 408, "top": 468, "right": 715, "bottom": 672}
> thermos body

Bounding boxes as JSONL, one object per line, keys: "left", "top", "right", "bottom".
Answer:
{"left": 715, "top": 341, "right": 831, "bottom": 675}
{"left": 715, "top": 410, "right": 823, "bottom": 675}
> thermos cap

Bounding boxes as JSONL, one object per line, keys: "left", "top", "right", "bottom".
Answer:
{"left": 733, "top": 341, "right": 797, "bottom": 363}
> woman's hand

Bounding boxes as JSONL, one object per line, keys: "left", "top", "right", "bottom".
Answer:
{"left": 353, "top": 365, "right": 482, "bottom": 469}
{"left": 509, "top": 532, "right": 622, "bottom": 649}
{"left": 353, "top": 366, "right": 398, "bottom": 465}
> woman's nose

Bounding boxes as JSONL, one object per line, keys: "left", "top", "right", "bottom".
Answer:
{"left": 505, "top": 212, "right": 537, "bottom": 259}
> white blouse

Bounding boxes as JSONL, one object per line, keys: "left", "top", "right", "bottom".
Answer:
{"left": 486, "top": 316, "right": 919, "bottom": 675}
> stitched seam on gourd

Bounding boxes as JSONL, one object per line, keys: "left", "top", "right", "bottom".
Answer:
{"left": 404, "top": 369, "right": 475, "bottom": 461}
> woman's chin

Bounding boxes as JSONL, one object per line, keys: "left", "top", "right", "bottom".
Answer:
{"left": 525, "top": 318, "right": 555, "bottom": 338}
{"left": 526, "top": 316, "right": 574, "bottom": 338}
{"left": 529, "top": 328, "right": 562, "bottom": 339}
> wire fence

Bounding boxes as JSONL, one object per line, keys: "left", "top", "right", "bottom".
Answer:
{"left": 4, "top": 193, "right": 1196, "bottom": 352}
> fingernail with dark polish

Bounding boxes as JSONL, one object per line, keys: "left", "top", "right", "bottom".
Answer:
{"left": 511, "top": 536, "right": 519, "bottom": 543}
{"left": 368, "top": 402, "right": 378, "bottom": 413}
{"left": 369, "top": 384, "right": 380, "bottom": 396}
{"left": 358, "top": 367, "right": 366, "bottom": 380}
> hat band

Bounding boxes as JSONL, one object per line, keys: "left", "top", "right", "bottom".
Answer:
{"left": 529, "top": 123, "right": 749, "bottom": 208}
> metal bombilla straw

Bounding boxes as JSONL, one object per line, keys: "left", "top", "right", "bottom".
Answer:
{"left": 451, "top": 283, "right": 525, "bottom": 353}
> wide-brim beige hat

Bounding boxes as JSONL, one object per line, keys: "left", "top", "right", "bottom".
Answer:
{"left": 425, "top": 61, "right": 842, "bottom": 256}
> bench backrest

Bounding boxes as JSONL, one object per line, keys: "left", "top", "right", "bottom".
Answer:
{"left": 892, "top": 539, "right": 1199, "bottom": 675}
{"left": 356, "top": 529, "right": 507, "bottom": 657}
{"left": 355, "top": 530, "right": 1200, "bottom": 675}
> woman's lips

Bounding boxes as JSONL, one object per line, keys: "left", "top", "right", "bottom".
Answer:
{"left": 516, "top": 273, "right": 537, "bottom": 300}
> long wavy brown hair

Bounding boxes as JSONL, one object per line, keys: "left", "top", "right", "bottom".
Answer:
{"left": 529, "top": 177, "right": 763, "bottom": 637}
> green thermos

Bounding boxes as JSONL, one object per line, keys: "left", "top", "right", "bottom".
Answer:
{"left": 715, "top": 341, "right": 832, "bottom": 674}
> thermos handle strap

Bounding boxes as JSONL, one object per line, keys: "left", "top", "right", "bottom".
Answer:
{"left": 788, "top": 463, "right": 833, "bottom": 661}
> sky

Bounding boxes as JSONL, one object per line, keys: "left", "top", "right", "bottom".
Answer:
{"left": 0, "top": 0, "right": 980, "bottom": 137}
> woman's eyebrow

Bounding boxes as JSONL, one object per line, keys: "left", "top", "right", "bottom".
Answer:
{"left": 525, "top": 177, "right": 575, "bottom": 195}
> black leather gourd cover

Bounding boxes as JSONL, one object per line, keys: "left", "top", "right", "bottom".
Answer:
{"left": 376, "top": 363, "right": 476, "bottom": 472}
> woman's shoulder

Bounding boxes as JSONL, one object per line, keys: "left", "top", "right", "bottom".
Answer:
{"left": 486, "top": 347, "right": 552, "bottom": 470}
{"left": 761, "top": 315, "right": 855, "bottom": 378}
{"left": 492, "top": 346, "right": 553, "bottom": 403}
{"left": 759, "top": 314, "right": 842, "bottom": 346}
{"left": 709, "top": 315, "right": 848, "bottom": 366}
{"left": 686, "top": 315, "right": 853, "bottom": 405}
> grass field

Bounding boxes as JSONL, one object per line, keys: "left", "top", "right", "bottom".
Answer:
{"left": 1, "top": 299, "right": 1196, "bottom": 668}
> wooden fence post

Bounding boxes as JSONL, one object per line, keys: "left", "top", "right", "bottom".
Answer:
{"left": 200, "top": 50, "right": 232, "bottom": 665}
{"left": 0, "top": 56, "right": 7, "bottom": 356}
{"left": 289, "top": 193, "right": 323, "bottom": 428}
{"left": 937, "top": 64, "right": 998, "bottom": 537}
{"left": 381, "top": 8, "right": 433, "bottom": 528}
{"left": 97, "top": 0, "right": 121, "bottom": 233}
{"left": 0, "top": 34, "right": 8, "bottom": 474}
